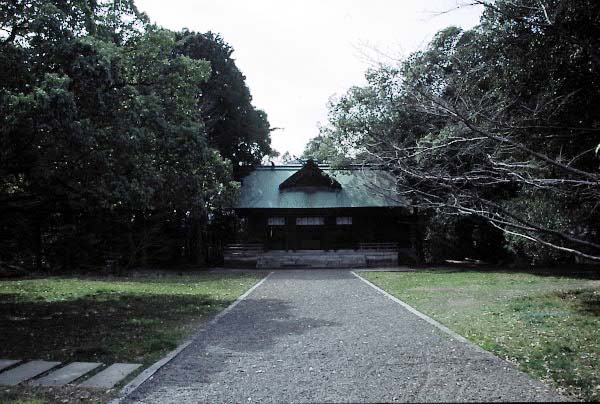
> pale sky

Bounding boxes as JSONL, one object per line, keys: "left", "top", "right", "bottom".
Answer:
{"left": 135, "top": 0, "right": 483, "bottom": 158}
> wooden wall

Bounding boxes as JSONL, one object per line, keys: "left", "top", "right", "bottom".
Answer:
{"left": 235, "top": 207, "right": 413, "bottom": 250}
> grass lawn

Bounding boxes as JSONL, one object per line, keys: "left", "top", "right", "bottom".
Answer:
{"left": 362, "top": 269, "right": 600, "bottom": 402}
{"left": 0, "top": 271, "right": 265, "bottom": 403}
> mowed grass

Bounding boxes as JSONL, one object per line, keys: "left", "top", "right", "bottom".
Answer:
{"left": 0, "top": 272, "right": 265, "bottom": 367}
{"left": 362, "top": 269, "right": 600, "bottom": 401}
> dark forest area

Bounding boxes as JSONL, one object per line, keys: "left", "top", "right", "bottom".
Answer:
{"left": 2, "top": 0, "right": 600, "bottom": 272}
{"left": 0, "top": 0, "right": 274, "bottom": 273}
{"left": 1, "top": 2, "right": 599, "bottom": 403}
{"left": 306, "top": 0, "right": 600, "bottom": 265}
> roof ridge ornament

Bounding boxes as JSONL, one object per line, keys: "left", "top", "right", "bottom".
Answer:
{"left": 278, "top": 159, "right": 342, "bottom": 190}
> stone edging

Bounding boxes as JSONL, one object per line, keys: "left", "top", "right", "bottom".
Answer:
{"left": 350, "top": 270, "right": 573, "bottom": 401}
{"left": 109, "top": 271, "right": 274, "bottom": 404}
{"left": 350, "top": 271, "right": 487, "bottom": 352}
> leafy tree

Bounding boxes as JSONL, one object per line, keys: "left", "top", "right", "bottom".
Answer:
{"left": 315, "top": 0, "right": 600, "bottom": 264}
{"left": 174, "top": 31, "right": 273, "bottom": 168}
{"left": 0, "top": 0, "right": 255, "bottom": 271}
{"left": 302, "top": 134, "right": 346, "bottom": 164}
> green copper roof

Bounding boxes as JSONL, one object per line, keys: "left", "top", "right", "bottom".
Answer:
{"left": 236, "top": 164, "right": 405, "bottom": 209}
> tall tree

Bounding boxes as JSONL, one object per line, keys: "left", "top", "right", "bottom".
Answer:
{"left": 315, "top": 0, "right": 600, "bottom": 264}
{"left": 174, "top": 31, "right": 273, "bottom": 168}
{"left": 0, "top": 1, "right": 244, "bottom": 271}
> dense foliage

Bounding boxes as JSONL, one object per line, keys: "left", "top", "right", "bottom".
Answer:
{"left": 309, "top": 0, "right": 600, "bottom": 264}
{"left": 0, "top": 0, "right": 272, "bottom": 272}
{"left": 174, "top": 31, "right": 272, "bottom": 168}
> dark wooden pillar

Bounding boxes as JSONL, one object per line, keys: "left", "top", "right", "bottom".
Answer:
{"left": 411, "top": 209, "right": 425, "bottom": 264}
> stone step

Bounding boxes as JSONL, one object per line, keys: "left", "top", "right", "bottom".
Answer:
{"left": 257, "top": 259, "right": 369, "bottom": 269}
{"left": 224, "top": 244, "right": 264, "bottom": 251}
{"left": 224, "top": 252, "right": 261, "bottom": 256}
{"left": 0, "top": 360, "right": 20, "bottom": 372}
{"left": 31, "top": 362, "right": 102, "bottom": 386}
{"left": 79, "top": 363, "right": 141, "bottom": 389}
{"left": 0, "top": 360, "right": 61, "bottom": 386}
{"left": 229, "top": 248, "right": 403, "bottom": 268}
{"left": 255, "top": 250, "right": 400, "bottom": 268}
{"left": 224, "top": 259, "right": 260, "bottom": 263}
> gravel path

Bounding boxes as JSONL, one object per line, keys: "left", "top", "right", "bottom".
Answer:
{"left": 124, "top": 270, "right": 564, "bottom": 403}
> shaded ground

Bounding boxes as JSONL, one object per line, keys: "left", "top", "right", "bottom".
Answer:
{"left": 0, "top": 272, "right": 264, "bottom": 404}
{"left": 0, "top": 384, "right": 114, "bottom": 404}
{"left": 364, "top": 269, "right": 599, "bottom": 401}
{"left": 125, "top": 270, "right": 564, "bottom": 403}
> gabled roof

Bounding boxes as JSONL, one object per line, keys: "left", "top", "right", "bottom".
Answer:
{"left": 279, "top": 159, "right": 341, "bottom": 190}
{"left": 235, "top": 163, "right": 405, "bottom": 209}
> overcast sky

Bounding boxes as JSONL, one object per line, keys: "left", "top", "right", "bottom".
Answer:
{"left": 135, "top": 0, "right": 483, "bottom": 158}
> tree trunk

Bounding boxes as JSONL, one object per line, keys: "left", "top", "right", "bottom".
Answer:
{"left": 411, "top": 209, "right": 425, "bottom": 264}
{"left": 33, "top": 215, "right": 43, "bottom": 272}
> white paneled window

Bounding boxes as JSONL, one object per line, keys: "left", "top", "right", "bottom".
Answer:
{"left": 267, "top": 217, "right": 285, "bottom": 226}
{"left": 296, "top": 217, "right": 325, "bottom": 226}
{"left": 336, "top": 217, "right": 352, "bottom": 225}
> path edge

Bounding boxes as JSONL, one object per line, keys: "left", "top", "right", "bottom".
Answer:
{"left": 109, "top": 271, "right": 274, "bottom": 404}
{"left": 351, "top": 270, "right": 572, "bottom": 401}
{"left": 351, "top": 271, "right": 483, "bottom": 350}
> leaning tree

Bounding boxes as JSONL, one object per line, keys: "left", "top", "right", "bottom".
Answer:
{"left": 315, "top": 0, "right": 600, "bottom": 263}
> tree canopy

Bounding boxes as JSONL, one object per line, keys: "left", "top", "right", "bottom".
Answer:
{"left": 309, "top": 0, "right": 600, "bottom": 264}
{"left": 0, "top": 0, "right": 272, "bottom": 271}
{"left": 173, "top": 31, "right": 272, "bottom": 168}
